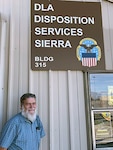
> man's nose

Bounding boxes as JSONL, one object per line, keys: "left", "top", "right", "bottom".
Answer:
{"left": 29, "top": 104, "right": 34, "bottom": 108}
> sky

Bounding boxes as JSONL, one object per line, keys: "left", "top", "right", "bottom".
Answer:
{"left": 90, "top": 73, "right": 113, "bottom": 95}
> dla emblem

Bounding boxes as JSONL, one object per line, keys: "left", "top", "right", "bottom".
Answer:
{"left": 76, "top": 38, "right": 101, "bottom": 67}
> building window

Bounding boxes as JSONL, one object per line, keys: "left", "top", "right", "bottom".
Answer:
{"left": 89, "top": 73, "right": 113, "bottom": 149}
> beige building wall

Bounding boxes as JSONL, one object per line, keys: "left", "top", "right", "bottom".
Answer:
{"left": 0, "top": 0, "right": 113, "bottom": 150}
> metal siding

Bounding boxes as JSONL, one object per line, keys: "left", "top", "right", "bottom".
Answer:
{"left": 68, "top": 71, "right": 83, "bottom": 150}
{"left": 0, "top": 20, "right": 7, "bottom": 129}
{"left": 102, "top": 1, "right": 113, "bottom": 69}
{"left": 0, "top": 0, "right": 113, "bottom": 150}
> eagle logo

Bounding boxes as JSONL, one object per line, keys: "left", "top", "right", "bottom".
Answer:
{"left": 76, "top": 38, "right": 101, "bottom": 67}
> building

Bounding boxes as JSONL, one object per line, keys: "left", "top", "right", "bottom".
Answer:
{"left": 0, "top": 0, "right": 113, "bottom": 150}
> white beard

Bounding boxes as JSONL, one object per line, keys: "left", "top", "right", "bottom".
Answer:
{"left": 21, "top": 107, "right": 37, "bottom": 122}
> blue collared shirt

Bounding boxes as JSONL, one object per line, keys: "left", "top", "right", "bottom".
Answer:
{"left": 0, "top": 113, "right": 45, "bottom": 150}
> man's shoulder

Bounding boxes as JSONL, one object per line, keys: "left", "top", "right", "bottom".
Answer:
{"left": 36, "top": 115, "right": 41, "bottom": 121}
{"left": 6, "top": 113, "right": 24, "bottom": 125}
{"left": 36, "top": 115, "right": 39, "bottom": 119}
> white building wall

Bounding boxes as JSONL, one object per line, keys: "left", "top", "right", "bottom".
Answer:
{"left": 0, "top": 0, "right": 113, "bottom": 150}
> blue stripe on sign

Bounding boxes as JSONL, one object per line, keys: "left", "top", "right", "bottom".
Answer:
{"left": 82, "top": 53, "right": 96, "bottom": 58}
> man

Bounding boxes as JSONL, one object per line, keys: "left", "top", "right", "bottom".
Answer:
{"left": 0, "top": 93, "right": 45, "bottom": 150}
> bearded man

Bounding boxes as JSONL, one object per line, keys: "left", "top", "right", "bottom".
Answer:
{"left": 0, "top": 93, "right": 45, "bottom": 150}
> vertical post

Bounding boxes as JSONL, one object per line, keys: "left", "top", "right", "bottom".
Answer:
{"left": 0, "top": 20, "right": 7, "bottom": 130}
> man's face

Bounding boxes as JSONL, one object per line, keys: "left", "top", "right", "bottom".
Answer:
{"left": 22, "top": 97, "right": 37, "bottom": 115}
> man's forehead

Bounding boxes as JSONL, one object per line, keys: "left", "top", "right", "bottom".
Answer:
{"left": 24, "top": 97, "right": 36, "bottom": 102}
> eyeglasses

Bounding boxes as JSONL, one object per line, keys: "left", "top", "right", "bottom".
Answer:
{"left": 23, "top": 102, "right": 36, "bottom": 106}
